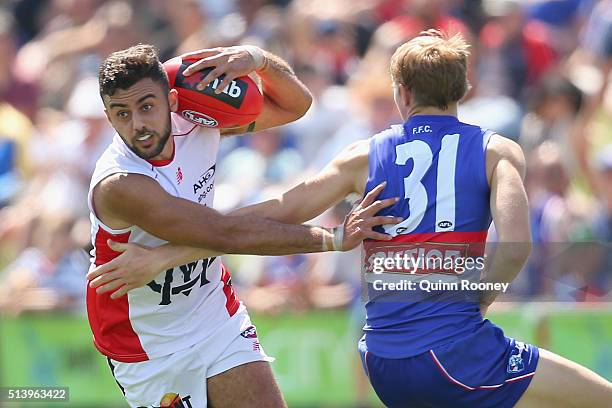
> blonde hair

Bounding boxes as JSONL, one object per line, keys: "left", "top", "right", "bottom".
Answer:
{"left": 390, "top": 29, "right": 470, "bottom": 110}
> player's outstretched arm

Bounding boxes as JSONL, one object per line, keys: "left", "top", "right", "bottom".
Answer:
{"left": 89, "top": 179, "right": 398, "bottom": 297}
{"left": 480, "top": 134, "right": 531, "bottom": 311}
{"left": 230, "top": 140, "right": 372, "bottom": 223}
{"left": 180, "top": 46, "right": 312, "bottom": 134}
{"left": 88, "top": 141, "right": 401, "bottom": 297}
{"left": 94, "top": 173, "right": 339, "bottom": 256}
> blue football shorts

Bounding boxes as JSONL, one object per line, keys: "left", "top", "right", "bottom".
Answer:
{"left": 358, "top": 320, "right": 539, "bottom": 408}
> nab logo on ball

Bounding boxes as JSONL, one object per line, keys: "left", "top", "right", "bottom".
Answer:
{"left": 164, "top": 55, "right": 263, "bottom": 128}
{"left": 175, "top": 64, "right": 248, "bottom": 109}
{"left": 182, "top": 110, "right": 218, "bottom": 127}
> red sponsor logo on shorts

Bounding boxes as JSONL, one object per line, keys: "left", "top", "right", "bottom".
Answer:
{"left": 155, "top": 392, "right": 193, "bottom": 408}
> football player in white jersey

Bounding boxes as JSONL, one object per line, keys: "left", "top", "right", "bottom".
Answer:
{"left": 91, "top": 33, "right": 612, "bottom": 408}
{"left": 88, "top": 44, "right": 400, "bottom": 408}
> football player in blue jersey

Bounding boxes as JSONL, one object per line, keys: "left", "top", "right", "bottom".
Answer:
{"left": 89, "top": 30, "right": 611, "bottom": 407}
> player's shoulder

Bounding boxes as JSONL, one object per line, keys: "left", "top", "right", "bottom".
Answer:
{"left": 334, "top": 139, "right": 370, "bottom": 169}
{"left": 331, "top": 125, "right": 403, "bottom": 174}
{"left": 372, "top": 124, "right": 404, "bottom": 142}
{"left": 453, "top": 119, "right": 489, "bottom": 140}
{"left": 485, "top": 133, "right": 526, "bottom": 179}
{"left": 486, "top": 133, "right": 525, "bottom": 166}
{"left": 93, "top": 171, "right": 159, "bottom": 212}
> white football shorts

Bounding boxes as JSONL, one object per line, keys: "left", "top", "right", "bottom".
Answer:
{"left": 106, "top": 307, "right": 273, "bottom": 408}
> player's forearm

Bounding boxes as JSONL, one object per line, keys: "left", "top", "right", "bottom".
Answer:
{"left": 483, "top": 138, "right": 531, "bottom": 305}
{"left": 152, "top": 199, "right": 320, "bottom": 270}
{"left": 257, "top": 51, "right": 312, "bottom": 120}
{"left": 211, "top": 215, "right": 335, "bottom": 255}
{"left": 480, "top": 241, "right": 531, "bottom": 305}
{"left": 144, "top": 207, "right": 333, "bottom": 255}
{"left": 153, "top": 244, "right": 222, "bottom": 271}
{"left": 229, "top": 198, "right": 286, "bottom": 220}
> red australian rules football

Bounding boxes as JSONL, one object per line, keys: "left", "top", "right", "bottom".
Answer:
{"left": 163, "top": 56, "right": 263, "bottom": 128}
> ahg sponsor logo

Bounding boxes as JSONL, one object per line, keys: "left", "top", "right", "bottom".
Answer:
{"left": 193, "top": 164, "right": 216, "bottom": 203}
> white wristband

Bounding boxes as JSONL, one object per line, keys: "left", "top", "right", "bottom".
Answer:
{"left": 322, "top": 232, "right": 330, "bottom": 252}
{"left": 332, "top": 226, "right": 344, "bottom": 251}
{"left": 244, "top": 45, "right": 266, "bottom": 71}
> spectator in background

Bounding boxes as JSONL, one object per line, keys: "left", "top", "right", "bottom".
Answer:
{"left": 161, "top": 0, "right": 211, "bottom": 55}
{"left": 566, "top": 0, "right": 612, "bottom": 299}
{"left": 520, "top": 75, "right": 584, "bottom": 172}
{"left": 478, "top": 0, "right": 557, "bottom": 99}
{"left": 30, "top": 76, "right": 114, "bottom": 185}
{"left": 309, "top": 76, "right": 398, "bottom": 171}
{"left": 0, "top": 8, "right": 39, "bottom": 120}
{"left": 218, "top": 126, "right": 304, "bottom": 204}
{"left": 0, "top": 86, "right": 34, "bottom": 207}
{"left": 285, "top": 63, "right": 351, "bottom": 160}
{"left": 0, "top": 211, "right": 89, "bottom": 316}
{"left": 589, "top": 146, "right": 612, "bottom": 299}
{"left": 522, "top": 142, "right": 595, "bottom": 298}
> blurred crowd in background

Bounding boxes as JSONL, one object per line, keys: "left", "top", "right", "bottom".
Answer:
{"left": 0, "top": 0, "right": 610, "bottom": 317}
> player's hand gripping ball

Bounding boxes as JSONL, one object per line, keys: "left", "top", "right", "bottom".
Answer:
{"left": 163, "top": 56, "right": 263, "bottom": 128}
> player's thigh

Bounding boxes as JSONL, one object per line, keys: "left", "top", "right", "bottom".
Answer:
{"left": 515, "top": 348, "right": 612, "bottom": 408}
{"left": 206, "top": 361, "right": 286, "bottom": 408}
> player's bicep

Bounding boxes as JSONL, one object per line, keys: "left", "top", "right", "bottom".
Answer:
{"left": 96, "top": 174, "right": 168, "bottom": 227}
{"left": 219, "top": 96, "right": 298, "bottom": 136}
{"left": 489, "top": 152, "right": 530, "bottom": 243}
{"left": 95, "top": 174, "right": 227, "bottom": 246}
{"left": 231, "top": 163, "right": 351, "bottom": 223}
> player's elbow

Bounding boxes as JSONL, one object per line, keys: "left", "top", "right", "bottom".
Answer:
{"left": 298, "top": 90, "right": 313, "bottom": 118}
{"left": 287, "top": 88, "right": 313, "bottom": 122}
{"left": 497, "top": 239, "right": 532, "bottom": 269}
{"left": 508, "top": 242, "right": 531, "bottom": 265}
{"left": 496, "top": 223, "right": 532, "bottom": 267}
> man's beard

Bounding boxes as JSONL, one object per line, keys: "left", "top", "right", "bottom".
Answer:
{"left": 128, "top": 118, "right": 172, "bottom": 160}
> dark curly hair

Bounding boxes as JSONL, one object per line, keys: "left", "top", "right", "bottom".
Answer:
{"left": 99, "top": 44, "right": 169, "bottom": 98}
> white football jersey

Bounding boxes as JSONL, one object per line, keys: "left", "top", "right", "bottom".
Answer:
{"left": 87, "top": 113, "right": 241, "bottom": 363}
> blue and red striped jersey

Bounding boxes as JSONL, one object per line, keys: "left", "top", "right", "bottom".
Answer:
{"left": 362, "top": 114, "right": 494, "bottom": 358}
